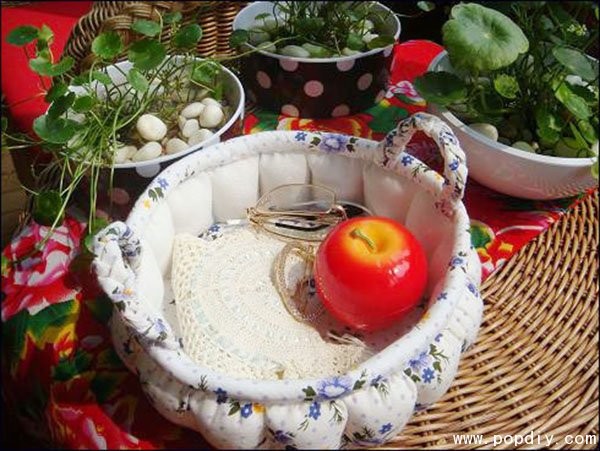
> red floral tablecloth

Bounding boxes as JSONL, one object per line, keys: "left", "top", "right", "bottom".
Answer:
{"left": 1, "top": 41, "right": 593, "bottom": 449}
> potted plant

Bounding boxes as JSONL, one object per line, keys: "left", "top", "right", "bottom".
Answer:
{"left": 413, "top": 2, "right": 599, "bottom": 199}
{"left": 2, "top": 12, "right": 245, "bottom": 252}
{"left": 230, "top": 1, "right": 402, "bottom": 118}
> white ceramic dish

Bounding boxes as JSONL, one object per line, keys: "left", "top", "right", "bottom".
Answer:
{"left": 69, "top": 58, "right": 244, "bottom": 219}
{"left": 428, "top": 51, "right": 597, "bottom": 200}
{"left": 93, "top": 113, "right": 483, "bottom": 449}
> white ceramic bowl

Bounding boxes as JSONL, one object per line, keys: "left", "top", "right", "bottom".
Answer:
{"left": 93, "top": 113, "right": 483, "bottom": 449}
{"left": 428, "top": 51, "right": 597, "bottom": 200}
{"left": 70, "top": 58, "right": 244, "bottom": 219}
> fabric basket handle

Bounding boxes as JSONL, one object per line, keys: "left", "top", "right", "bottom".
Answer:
{"left": 378, "top": 112, "right": 467, "bottom": 216}
{"left": 92, "top": 222, "right": 180, "bottom": 350}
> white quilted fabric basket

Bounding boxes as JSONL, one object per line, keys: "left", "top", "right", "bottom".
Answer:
{"left": 93, "top": 112, "right": 483, "bottom": 449}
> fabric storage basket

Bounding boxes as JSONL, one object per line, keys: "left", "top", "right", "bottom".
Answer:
{"left": 92, "top": 112, "right": 483, "bottom": 449}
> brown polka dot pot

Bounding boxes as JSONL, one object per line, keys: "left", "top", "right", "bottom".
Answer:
{"left": 233, "top": 1, "right": 401, "bottom": 119}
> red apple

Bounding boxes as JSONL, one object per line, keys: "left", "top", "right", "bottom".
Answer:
{"left": 314, "top": 216, "right": 428, "bottom": 332}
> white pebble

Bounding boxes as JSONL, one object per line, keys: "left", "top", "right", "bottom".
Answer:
{"left": 114, "top": 145, "right": 137, "bottom": 164}
{"left": 188, "top": 129, "right": 214, "bottom": 146}
{"left": 199, "top": 105, "right": 224, "bottom": 128}
{"left": 136, "top": 114, "right": 167, "bottom": 141}
{"left": 279, "top": 45, "right": 311, "bottom": 58}
{"left": 181, "top": 102, "right": 205, "bottom": 119}
{"left": 132, "top": 142, "right": 162, "bottom": 161}
{"left": 342, "top": 47, "right": 361, "bottom": 56}
{"left": 181, "top": 119, "right": 200, "bottom": 138}
{"left": 201, "top": 97, "right": 221, "bottom": 107}
{"left": 178, "top": 115, "right": 188, "bottom": 130}
{"left": 362, "top": 33, "right": 378, "bottom": 44}
{"left": 512, "top": 141, "right": 535, "bottom": 153}
{"left": 469, "top": 123, "right": 499, "bottom": 142}
{"left": 165, "top": 138, "right": 189, "bottom": 155}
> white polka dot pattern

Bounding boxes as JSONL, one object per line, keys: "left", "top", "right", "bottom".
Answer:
{"left": 336, "top": 59, "right": 355, "bottom": 72}
{"left": 357, "top": 73, "right": 373, "bottom": 91}
{"left": 331, "top": 104, "right": 350, "bottom": 117}
{"left": 136, "top": 163, "right": 161, "bottom": 178}
{"left": 279, "top": 59, "right": 299, "bottom": 72}
{"left": 256, "top": 71, "right": 272, "bottom": 89}
{"left": 304, "top": 80, "right": 324, "bottom": 97}
{"left": 281, "top": 104, "right": 300, "bottom": 117}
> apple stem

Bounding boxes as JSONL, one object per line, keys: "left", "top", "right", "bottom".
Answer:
{"left": 350, "top": 228, "right": 376, "bottom": 252}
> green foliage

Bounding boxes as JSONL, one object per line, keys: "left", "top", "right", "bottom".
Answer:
{"left": 414, "top": 1, "right": 598, "bottom": 172}
{"left": 172, "top": 24, "right": 202, "bottom": 48}
{"left": 413, "top": 72, "right": 467, "bottom": 106}
{"left": 128, "top": 39, "right": 166, "bottom": 70}
{"left": 45, "top": 82, "right": 68, "bottom": 102}
{"left": 29, "top": 56, "right": 74, "bottom": 76}
{"left": 493, "top": 74, "right": 519, "bottom": 99}
{"left": 3, "top": 18, "right": 238, "bottom": 248}
{"left": 6, "top": 25, "right": 38, "bottom": 46}
{"left": 229, "top": 29, "right": 248, "bottom": 48}
{"left": 442, "top": 3, "right": 529, "bottom": 72}
{"left": 32, "top": 190, "right": 64, "bottom": 226}
{"left": 131, "top": 19, "right": 162, "bottom": 37}
{"left": 91, "top": 31, "right": 123, "bottom": 60}
{"left": 126, "top": 67, "right": 149, "bottom": 93}
{"left": 234, "top": 1, "right": 399, "bottom": 56}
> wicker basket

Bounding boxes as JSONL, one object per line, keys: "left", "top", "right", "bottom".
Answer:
{"left": 62, "top": 1, "right": 247, "bottom": 74}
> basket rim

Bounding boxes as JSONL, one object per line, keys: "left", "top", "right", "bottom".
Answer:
{"left": 110, "top": 129, "right": 475, "bottom": 403}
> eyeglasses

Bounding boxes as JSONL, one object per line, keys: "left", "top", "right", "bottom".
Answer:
{"left": 247, "top": 183, "right": 372, "bottom": 324}
{"left": 247, "top": 183, "right": 371, "bottom": 242}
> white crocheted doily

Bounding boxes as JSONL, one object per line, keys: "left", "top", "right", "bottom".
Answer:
{"left": 171, "top": 224, "right": 378, "bottom": 380}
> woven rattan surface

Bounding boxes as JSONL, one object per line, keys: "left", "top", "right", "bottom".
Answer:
{"left": 388, "top": 190, "right": 599, "bottom": 450}
{"left": 62, "top": 1, "right": 246, "bottom": 74}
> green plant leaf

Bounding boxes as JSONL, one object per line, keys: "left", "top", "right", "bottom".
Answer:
{"left": 126, "top": 67, "right": 149, "bottom": 93}
{"left": 442, "top": 3, "right": 529, "bottom": 72}
{"left": 535, "top": 107, "right": 562, "bottom": 144}
{"left": 552, "top": 46, "right": 597, "bottom": 81}
{"left": 567, "top": 81, "right": 597, "bottom": 104}
{"left": 346, "top": 32, "right": 364, "bottom": 51}
{"left": 493, "top": 74, "right": 519, "bottom": 99}
{"left": 413, "top": 71, "right": 468, "bottom": 106}
{"left": 6, "top": 25, "right": 38, "bottom": 46}
{"left": 591, "top": 159, "right": 598, "bottom": 179}
{"left": 576, "top": 120, "right": 597, "bottom": 144}
{"left": 91, "top": 31, "right": 123, "bottom": 60}
{"left": 29, "top": 56, "right": 74, "bottom": 76}
{"left": 128, "top": 39, "right": 166, "bottom": 70}
{"left": 163, "top": 11, "right": 182, "bottom": 24}
{"left": 366, "top": 35, "right": 396, "bottom": 50}
{"left": 254, "top": 12, "right": 271, "bottom": 21}
{"left": 45, "top": 82, "right": 68, "bottom": 102}
{"left": 48, "top": 92, "right": 75, "bottom": 118}
{"left": 417, "top": 1, "right": 436, "bottom": 12}
{"left": 229, "top": 29, "right": 248, "bottom": 48}
{"left": 37, "top": 24, "right": 54, "bottom": 42}
{"left": 172, "top": 24, "right": 202, "bottom": 48}
{"left": 32, "top": 189, "right": 64, "bottom": 226}
{"left": 72, "top": 95, "right": 94, "bottom": 113}
{"left": 555, "top": 82, "right": 591, "bottom": 120}
{"left": 191, "top": 61, "right": 221, "bottom": 87}
{"left": 568, "top": 122, "right": 589, "bottom": 150}
{"left": 1, "top": 116, "right": 7, "bottom": 133}
{"left": 131, "top": 19, "right": 162, "bottom": 37}
{"left": 92, "top": 70, "right": 112, "bottom": 85}
{"left": 33, "top": 115, "right": 78, "bottom": 144}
